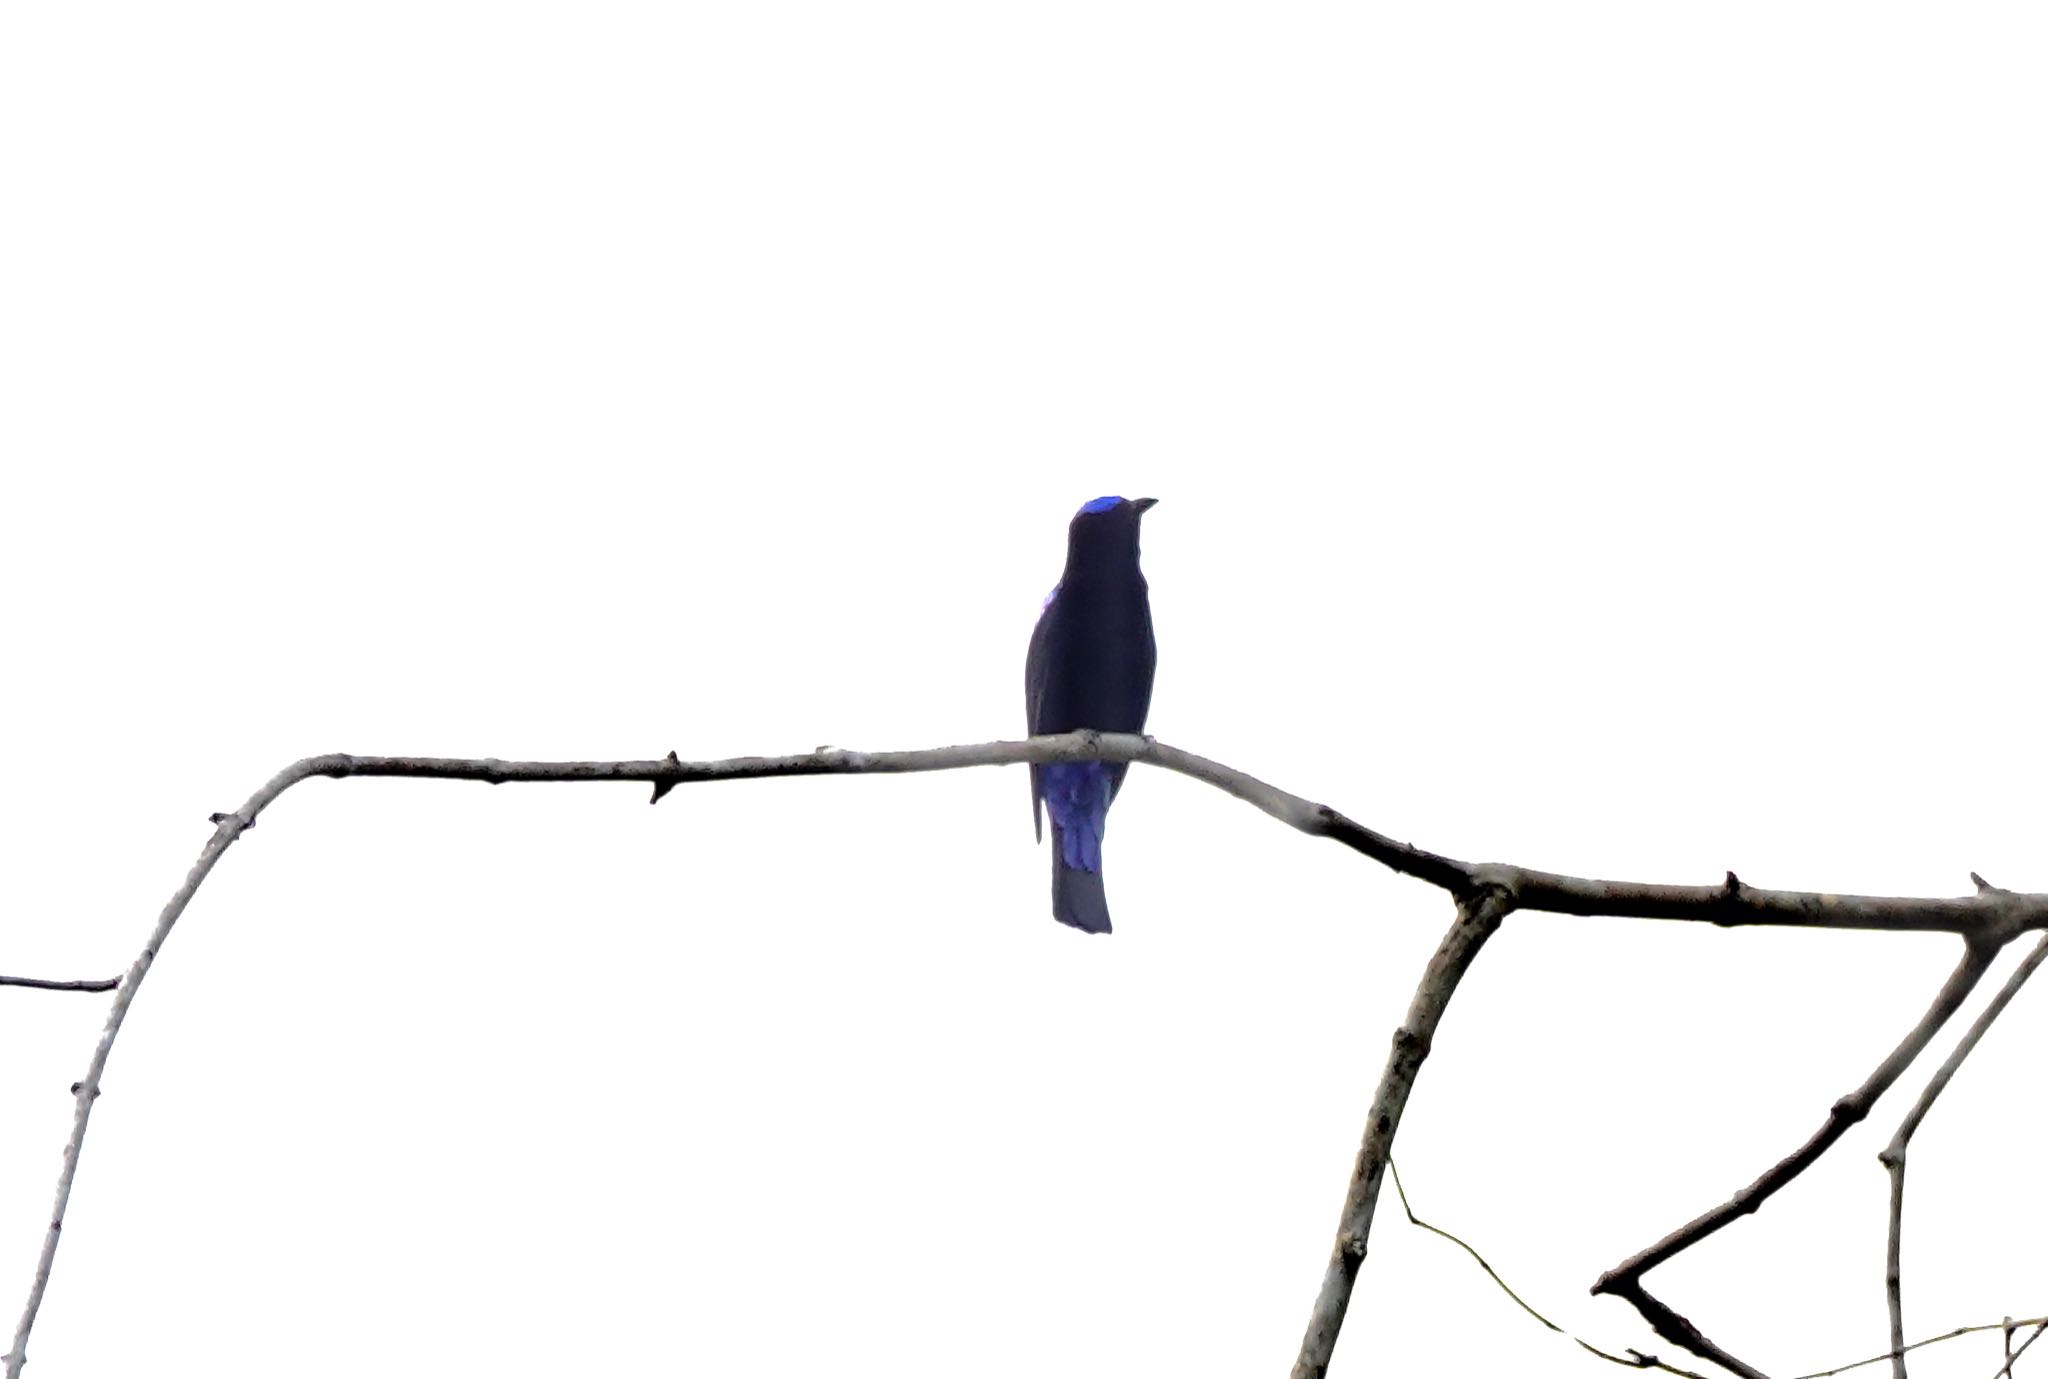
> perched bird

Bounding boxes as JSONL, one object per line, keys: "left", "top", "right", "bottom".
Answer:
{"left": 1026, "top": 495, "right": 1159, "bottom": 933}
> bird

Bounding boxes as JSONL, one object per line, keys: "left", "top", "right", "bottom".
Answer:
{"left": 1026, "top": 495, "right": 1158, "bottom": 933}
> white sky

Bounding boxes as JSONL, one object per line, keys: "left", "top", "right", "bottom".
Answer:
{"left": 2, "top": 4, "right": 2045, "bottom": 1376}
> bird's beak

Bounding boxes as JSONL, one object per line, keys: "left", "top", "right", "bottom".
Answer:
{"left": 1132, "top": 497, "right": 1159, "bottom": 513}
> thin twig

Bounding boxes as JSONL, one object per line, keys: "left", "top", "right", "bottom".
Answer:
{"left": 1389, "top": 1158, "right": 1562, "bottom": 1335}
{"left": 1390, "top": 1191, "right": 2048, "bottom": 1379}
{"left": 1880, "top": 934, "right": 2048, "bottom": 1377}
{"left": 1784, "top": 1315, "right": 2048, "bottom": 1379}
{"left": 0, "top": 975, "right": 120, "bottom": 994}
{"left": 6, "top": 733, "right": 2046, "bottom": 1377}
{"left": 1291, "top": 887, "right": 1512, "bottom": 1379}
{"left": 1387, "top": 1159, "right": 1713, "bottom": 1378}
{"left": 1592, "top": 938, "right": 2005, "bottom": 1377}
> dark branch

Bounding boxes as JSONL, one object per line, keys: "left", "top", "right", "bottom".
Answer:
{"left": 1879, "top": 932, "right": 2048, "bottom": 1376}
{"left": 1600, "top": 1278, "right": 1771, "bottom": 1379}
{"left": 1998, "top": 1322, "right": 2046, "bottom": 1379}
{"left": 1591, "top": 939, "right": 2003, "bottom": 1374}
{"left": 0, "top": 975, "right": 120, "bottom": 994}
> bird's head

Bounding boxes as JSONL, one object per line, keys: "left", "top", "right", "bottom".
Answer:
{"left": 1062, "top": 494, "right": 1157, "bottom": 572}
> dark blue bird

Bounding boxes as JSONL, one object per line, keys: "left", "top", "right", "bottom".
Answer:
{"left": 1026, "top": 495, "right": 1158, "bottom": 933}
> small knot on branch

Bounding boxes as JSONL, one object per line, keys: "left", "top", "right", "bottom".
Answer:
{"left": 206, "top": 811, "right": 252, "bottom": 830}
{"left": 1970, "top": 870, "right": 2007, "bottom": 895}
{"left": 1706, "top": 870, "right": 1745, "bottom": 926}
{"left": 649, "top": 750, "right": 682, "bottom": 805}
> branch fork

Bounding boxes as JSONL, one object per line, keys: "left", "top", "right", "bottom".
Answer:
{"left": 5, "top": 733, "right": 2043, "bottom": 1379}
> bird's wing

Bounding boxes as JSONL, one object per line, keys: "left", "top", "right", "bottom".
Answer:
{"left": 1106, "top": 599, "right": 1157, "bottom": 806}
{"left": 1025, "top": 591, "right": 1056, "bottom": 841}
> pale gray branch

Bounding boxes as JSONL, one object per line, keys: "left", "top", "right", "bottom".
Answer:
{"left": 148, "top": 736, "right": 2048, "bottom": 939}
{"left": 1291, "top": 887, "right": 1512, "bottom": 1379}
{"left": 7, "top": 733, "right": 2047, "bottom": 1377}
{"left": 5, "top": 808, "right": 255, "bottom": 1377}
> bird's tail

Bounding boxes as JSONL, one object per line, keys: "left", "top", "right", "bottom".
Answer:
{"left": 1050, "top": 834, "right": 1113, "bottom": 934}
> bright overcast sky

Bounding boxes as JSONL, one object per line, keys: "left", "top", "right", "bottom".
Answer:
{"left": 3, "top": 4, "right": 2045, "bottom": 1377}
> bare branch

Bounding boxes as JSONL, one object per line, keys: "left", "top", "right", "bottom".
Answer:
{"left": 1388, "top": 1157, "right": 1563, "bottom": 1337}
{"left": 1291, "top": 886, "right": 1512, "bottom": 1379}
{"left": 1592, "top": 938, "right": 2004, "bottom": 1376}
{"left": 65, "top": 734, "right": 2048, "bottom": 940}
{"left": 1881, "top": 933, "right": 2048, "bottom": 1376}
{"left": 66, "top": 737, "right": 2027, "bottom": 944}
{"left": 6, "top": 808, "right": 254, "bottom": 1377}
{"left": 1391, "top": 1227, "right": 2044, "bottom": 1379}
{"left": 1388, "top": 1159, "right": 1714, "bottom": 1378}
{"left": 0, "top": 975, "right": 120, "bottom": 994}
{"left": 1482, "top": 863, "right": 2028, "bottom": 938}
{"left": 1598, "top": 1278, "right": 1772, "bottom": 1379}
{"left": 1783, "top": 1315, "right": 2048, "bottom": 1379}
{"left": 8, "top": 732, "right": 2046, "bottom": 1376}
{"left": 1997, "top": 1323, "right": 2046, "bottom": 1379}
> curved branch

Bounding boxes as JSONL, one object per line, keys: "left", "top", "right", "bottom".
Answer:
{"left": 5, "top": 807, "right": 260, "bottom": 1377}
{"left": 1879, "top": 931, "right": 2048, "bottom": 1377}
{"left": 1385, "top": 1158, "right": 1714, "bottom": 1378}
{"left": 104, "top": 734, "right": 2048, "bottom": 941}
{"left": 7, "top": 732, "right": 2046, "bottom": 1377}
